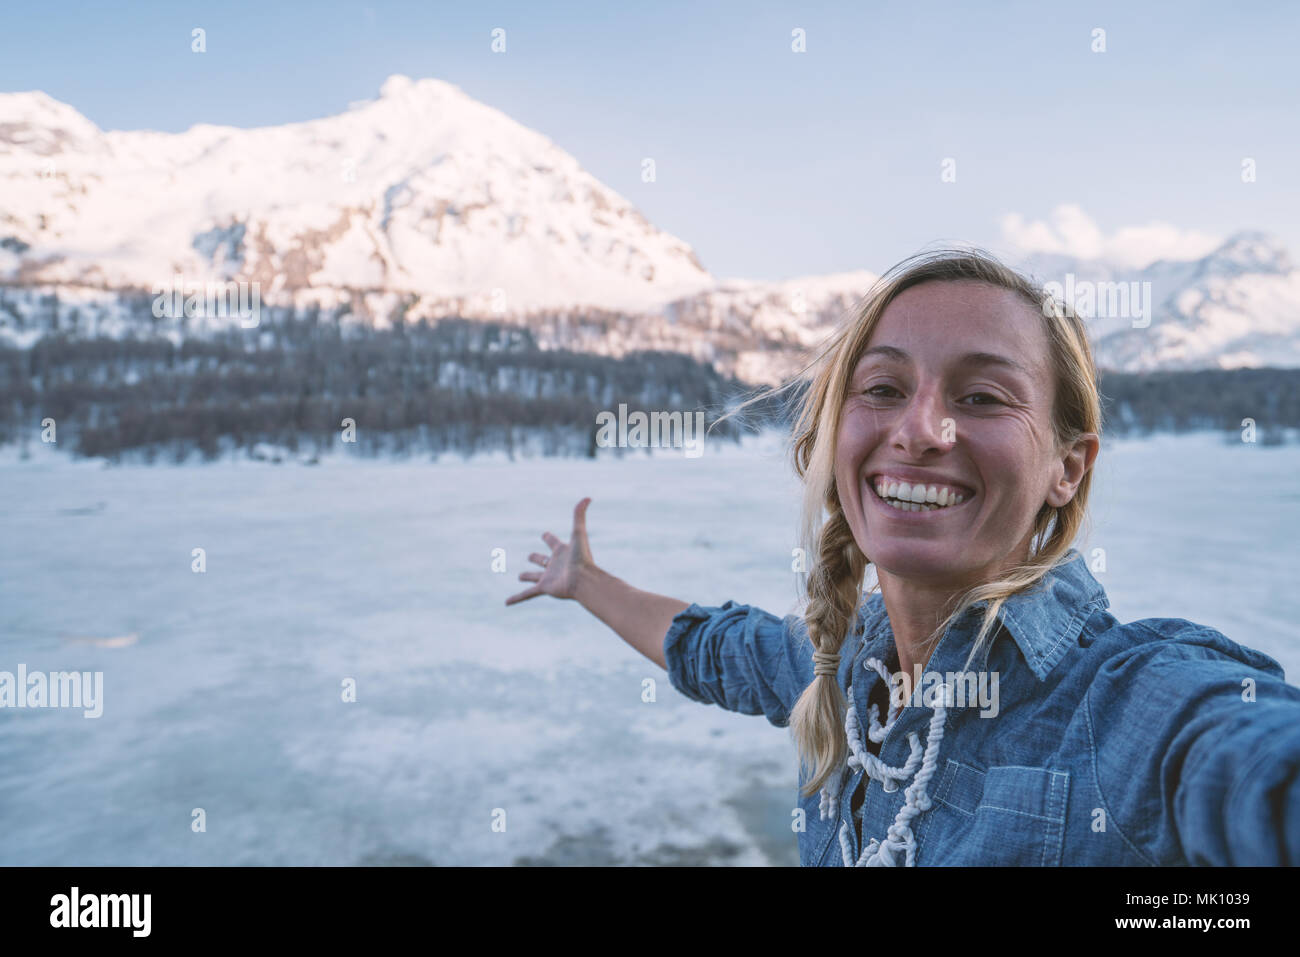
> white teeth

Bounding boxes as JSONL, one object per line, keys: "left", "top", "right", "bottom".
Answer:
{"left": 886, "top": 499, "right": 928, "bottom": 511}
{"left": 870, "top": 475, "right": 973, "bottom": 512}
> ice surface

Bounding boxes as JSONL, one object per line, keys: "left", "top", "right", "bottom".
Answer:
{"left": 0, "top": 430, "right": 1296, "bottom": 865}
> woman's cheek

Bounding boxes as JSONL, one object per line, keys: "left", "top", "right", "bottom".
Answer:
{"left": 839, "top": 404, "right": 884, "bottom": 450}
{"left": 973, "top": 422, "right": 1038, "bottom": 478}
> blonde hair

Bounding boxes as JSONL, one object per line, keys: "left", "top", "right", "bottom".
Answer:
{"left": 718, "top": 246, "right": 1101, "bottom": 797}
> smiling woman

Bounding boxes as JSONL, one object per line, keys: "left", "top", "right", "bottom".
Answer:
{"left": 787, "top": 260, "right": 1101, "bottom": 802}
{"left": 507, "top": 247, "right": 1300, "bottom": 867}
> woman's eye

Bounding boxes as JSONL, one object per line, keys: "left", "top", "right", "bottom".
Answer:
{"left": 863, "top": 385, "right": 901, "bottom": 398}
{"left": 962, "top": 393, "right": 1002, "bottom": 406}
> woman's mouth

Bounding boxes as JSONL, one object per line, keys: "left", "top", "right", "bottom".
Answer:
{"left": 866, "top": 474, "right": 975, "bottom": 514}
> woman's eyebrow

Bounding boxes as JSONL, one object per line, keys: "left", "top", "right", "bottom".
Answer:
{"left": 955, "top": 351, "right": 1032, "bottom": 377}
{"left": 858, "top": 346, "right": 1030, "bottom": 377}
{"left": 857, "top": 345, "right": 909, "bottom": 364}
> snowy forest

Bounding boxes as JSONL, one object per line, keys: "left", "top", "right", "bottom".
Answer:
{"left": 0, "top": 316, "right": 772, "bottom": 462}
{"left": 0, "top": 314, "right": 1296, "bottom": 463}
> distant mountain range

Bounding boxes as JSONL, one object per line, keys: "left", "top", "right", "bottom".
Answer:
{"left": 2, "top": 76, "right": 1298, "bottom": 384}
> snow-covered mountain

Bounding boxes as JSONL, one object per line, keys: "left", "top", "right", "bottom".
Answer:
{"left": 660, "top": 271, "right": 876, "bottom": 383}
{"left": 1, "top": 77, "right": 1298, "bottom": 384}
{"left": 1019, "top": 231, "right": 1300, "bottom": 372}
{"left": 0, "top": 75, "right": 714, "bottom": 315}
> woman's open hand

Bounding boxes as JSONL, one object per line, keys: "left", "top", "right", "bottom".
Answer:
{"left": 502, "top": 495, "right": 685, "bottom": 668}
{"left": 505, "top": 497, "right": 594, "bottom": 605}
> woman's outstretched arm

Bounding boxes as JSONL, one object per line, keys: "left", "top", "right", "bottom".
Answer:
{"left": 505, "top": 497, "right": 688, "bottom": 670}
{"left": 1087, "top": 630, "right": 1300, "bottom": 865}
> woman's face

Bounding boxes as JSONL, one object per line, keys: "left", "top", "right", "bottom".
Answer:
{"left": 834, "top": 280, "right": 1090, "bottom": 589}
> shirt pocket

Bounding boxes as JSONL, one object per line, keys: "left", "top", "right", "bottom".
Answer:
{"left": 797, "top": 788, "right": 839, "bottom": 866}
{"left": 923, "top": 761, "right": 1070, "bottom": 866}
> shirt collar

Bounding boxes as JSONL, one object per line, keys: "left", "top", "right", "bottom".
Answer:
{"left": 854, "top": 548, "right": 1110, "bottom": 681}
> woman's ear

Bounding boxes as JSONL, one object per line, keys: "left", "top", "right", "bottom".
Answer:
{"left": 1046, "top": 433, "right": 1100, "bottom": 508}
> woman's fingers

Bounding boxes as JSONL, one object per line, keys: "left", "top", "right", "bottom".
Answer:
{"left": 504, "top": 585, "right": 543, "bottom": 606}
{"left": 572, "top": 497, "right": 591, "bottom": 539}
{"left": 508, "top": 505, "right": 590, "bottom": 606}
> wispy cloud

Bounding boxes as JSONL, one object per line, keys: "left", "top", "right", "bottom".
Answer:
{"left": 999, "top": 204, "right": 1222, "bottom": 269}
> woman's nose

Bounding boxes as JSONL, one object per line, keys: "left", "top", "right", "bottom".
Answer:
{"left": 891, "top": 388, "right": 952, "bottom": 457}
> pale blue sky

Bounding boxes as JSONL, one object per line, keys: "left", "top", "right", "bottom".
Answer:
{"left": 3, "top": 0, "right": 1297, "bottom": 279}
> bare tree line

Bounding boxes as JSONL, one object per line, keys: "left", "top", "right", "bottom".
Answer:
{"left": 0, "top": 314, "right": 1294, "bottom": 463}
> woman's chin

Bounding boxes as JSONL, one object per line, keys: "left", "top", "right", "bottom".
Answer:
{"left": 866, "top": 541, "right": 973, "bottom": 584}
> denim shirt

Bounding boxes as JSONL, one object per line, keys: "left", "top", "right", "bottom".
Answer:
{"left": 662, "top": 548, "right": 1300, "bottom": 866}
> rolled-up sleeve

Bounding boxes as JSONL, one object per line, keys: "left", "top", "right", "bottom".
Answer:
{"left": 1171, "top": 664, "right": 1300, "bottom": 866}
{"left": 662, "top": 600, "right": 813, "bottom": 728}
{"left": 1088, "top": 629, "right": 1300, "bottom": 865}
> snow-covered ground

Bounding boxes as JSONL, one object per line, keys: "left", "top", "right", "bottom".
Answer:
{"left": 0, "top": 430, "right": 1296, "bottom": 865}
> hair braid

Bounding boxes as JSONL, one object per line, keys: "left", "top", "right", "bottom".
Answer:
{"left": 790, "top": 499, "right": 865, "bottom": 797}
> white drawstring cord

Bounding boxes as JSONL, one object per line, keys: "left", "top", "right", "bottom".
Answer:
{"left": 819, "top": 656, "right": 951, "bottom": 866}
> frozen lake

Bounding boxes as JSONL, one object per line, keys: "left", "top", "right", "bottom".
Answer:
{"left": 1, "top": 431, "right": 1298, "bottom": 865}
